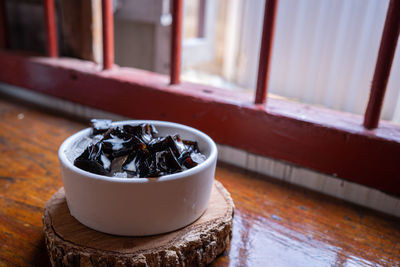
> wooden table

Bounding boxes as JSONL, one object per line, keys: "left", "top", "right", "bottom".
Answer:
{"left": 0, "top": 96, "right": 399, "bottom": 266}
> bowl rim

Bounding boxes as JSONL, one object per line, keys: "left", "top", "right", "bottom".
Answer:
{"left": 59, "top": 120, "right": 218, "bottom": 183}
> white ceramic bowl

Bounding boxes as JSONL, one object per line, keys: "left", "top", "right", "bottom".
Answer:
{"left": 58, "top": 120, "right": 217, "bottom": 236}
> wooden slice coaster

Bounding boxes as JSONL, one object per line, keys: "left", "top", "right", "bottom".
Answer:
{"left": 43, "top": 180, "right": 234, "bottom": 266}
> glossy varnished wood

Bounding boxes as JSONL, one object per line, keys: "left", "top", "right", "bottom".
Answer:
{"left": 0, "top": 96, "right": 399, "bottom": 266}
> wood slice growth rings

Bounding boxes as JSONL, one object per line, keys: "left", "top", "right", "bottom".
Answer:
{"left": 43, "top": 180, "right": 234, "bottom": 266}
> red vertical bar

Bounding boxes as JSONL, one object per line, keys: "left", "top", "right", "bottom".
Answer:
{"left": 44, "top": 0, "right": 58, "bottom": 57}
{"left": 170, "top": 0, "right": 183, "bottom": 85}
{"left": 197, "top": 0, "right": 206, "bottom": 38}
{"left": 255, "top": 0, "right": 278, "bottom": 105}
{"left": 364, "top": 0, "right": 400, "bottom": 129}
{"left": 0, "top": 0, "right": 7, "bottom": 49}
{"left": 102, "top": 0, "right": 114, "bottom": 70}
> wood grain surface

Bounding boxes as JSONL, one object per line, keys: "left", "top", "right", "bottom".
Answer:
{"left": 43, "top": 182, "right": 233, "bottom": 266}
{"left": 0, "top": 95, "right": 399, "bottom": 266}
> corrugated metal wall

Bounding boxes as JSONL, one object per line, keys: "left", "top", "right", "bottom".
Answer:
{"left": 236, "top": 0, "right": 399, "bottom": 122}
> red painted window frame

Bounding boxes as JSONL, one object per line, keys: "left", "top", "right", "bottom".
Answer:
{"left": 0, "top": 0, "right": 399, "bottom": 195}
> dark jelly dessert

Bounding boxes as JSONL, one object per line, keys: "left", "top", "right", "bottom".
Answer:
{"left": 73, "top": 120, "right": 206, "bottom": 178}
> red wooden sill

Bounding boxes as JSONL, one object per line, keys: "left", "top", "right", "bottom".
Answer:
{"left": 0, "top": 51, "right": 399, "bottom": 196}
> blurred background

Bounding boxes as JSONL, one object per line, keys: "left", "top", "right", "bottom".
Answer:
{"left": 5, "top": 0, "right": 400, "bottom": 122}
